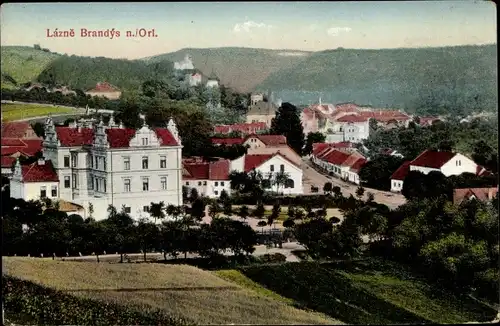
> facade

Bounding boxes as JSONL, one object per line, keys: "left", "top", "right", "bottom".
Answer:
{"left": 246, "top": 91, "right": 278, "bottom": 128}
{"left": 10, "top": 115, "right": 184, "bottom": 221}
{"left": 230, "top": 153, "right": 303, "bottom": 195}
{"left": 85, "top": 82, "right": 122, "bottom": 100}
{"left": 10, "top": 158, "right": 59, "bottom": 202}
{"left": 390, "top": 150, "right": 485, "bottom": 192}
{"left": 188, "top": 73, "right": 202, "bottom": 86}
{"left": 182, "top": 159, "right": 231, "bottom": 198}
{"left": 247, "top": 145, "right": 302, "bottom": 167}
{"left": 243, "top": 134, "right": 287, "bottom": 149}
{"left": 311, "top": 145, "right": 367, "bottom": 185}
{"left": 348, "top": 158, "right": 367, "bottom": 185}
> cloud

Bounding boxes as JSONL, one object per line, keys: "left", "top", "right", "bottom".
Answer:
{"left": 233, "top": 20, "right": 273, "bottom": 33}
{"left": 327, "top": 27, "right": 352, "bottom": 36}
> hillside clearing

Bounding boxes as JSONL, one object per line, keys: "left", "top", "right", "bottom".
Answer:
{"left": 238, "top": 260, "right": 497, "bottom": 324}
{"left": 1, "top": 103, "right": 81, "bottom": 121}
{"left": 3, "top": 257, "right": 339, "bottom": 325}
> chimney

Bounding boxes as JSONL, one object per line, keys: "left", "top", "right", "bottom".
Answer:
{"left": 38, "top": 158, "right": 45, "bottom": 166}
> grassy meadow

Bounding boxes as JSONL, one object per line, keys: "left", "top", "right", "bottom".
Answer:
{"left": 3, "top": 257, "right": 339, "bottom": 325}
{"left": 1, "top": 103, "right": 80, "bottom": 121}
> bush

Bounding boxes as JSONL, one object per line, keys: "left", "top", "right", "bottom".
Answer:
{"left": 3, "top": 275, "right": 187, "bottom": 325}
{"left": 231, "top": 194, "right": 338, "bottom": 208}
{"left": 259, "top": 253, "right": 287, "bottom": 263}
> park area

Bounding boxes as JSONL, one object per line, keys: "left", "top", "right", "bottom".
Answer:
{"left": 1, "top": 103, "right": 80, "bottom": 121}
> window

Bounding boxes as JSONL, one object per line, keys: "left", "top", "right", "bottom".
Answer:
{"left": 143, "top": 206, "right": 150, "bottom": 213}
{"left": 71, "top": 154, "right": 77, "bottom": 167}
{"left": 186, "top": 182, "right": 190, "bottom": 186}
{"left": 89, "top": 155, "right": 93, "bottom": 168}
{"left": 64, "top": 156, "right": 70, "bottom": 167}
{"left": 124, "top": 178, "right": 131, "bottom": 192}
{"left": 285, "top": 178, "right": 294, "bottom": 189}
{"left": 94, "top": 177, "right": 99, "bottom": 191}
{"left": 103, "top": 179, "right": 107, "bottom": 193}
{"left": 94, "top": 156, "right": 98, "bottom": 169}
{"left": 40, "top": 186, "right": 47, "bottom": 198}
{"left": 103, "top": 158, "right": 107, "bottom": 170}
{"left": 160, "top": 156, "right": 167, "bottom": 168}
{"left": 51, "top": 186, "right": 57, "bottom": 197}
{"left": 215, "top": 190, "right": 219, "bottom": 195}
{"left": 72, "top": 174, "right": 78, "bottom": 188}
{"left": 198, "top": 181, "right": 202, "bottom": 186}
{"left": 64, "top": 176, "right": 71, "bottom": 188}
{"left": 203, "top": 181, "right": 207, "bottom": 185}
{"left": 221, "top": 181, "right": 225, "bottom": 186}
{"left": 124, "top": 206, "right": 131, "bottom": 213}
{"left": 161, "top": 177, "right": 167, "bottom": 190}
{"left": 215, "top": 181, "right": 219, "bottom": 186}
{"left": 142, "top": 178, "right": 149, "bottom": 191}
{"left": 142, "top": 138, "right": 148, "bottom": 146}
{"left": 123, "top": 157, "right": 130, "bottom": 170}
{"left": 142, "top": 156, "right": 149, "bottom": 169}
{"left": 270, "top": 165, "right": 274, "bottom": 172}
{"left": 456, "top": 160, "right": 461, "bottom": 166}
{"left": 280, "top": 164, "right": 285, "bottom": 172}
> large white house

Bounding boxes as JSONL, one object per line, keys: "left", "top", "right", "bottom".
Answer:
{"left": 182, "top": 159, "right": 231, "bottom": 198}
{"left": 10, "top": 115, "right": 184, "bottom": 220}
{"left": 230, "top": 153, "right": 303, "bottom": 195}
{"left": 390, "top": 149, "right": 487, "bottom": 192}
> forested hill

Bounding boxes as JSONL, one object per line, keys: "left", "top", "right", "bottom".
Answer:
{"left": 36, "top": 56, "right": 175, "bottom": 91}
{"left": 255, "top": 44, "right": 498, "bottom": 114}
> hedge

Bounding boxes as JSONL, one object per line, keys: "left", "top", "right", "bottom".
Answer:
{"left": 2, "top": 275, "right": 191, "bottom": 325}
{"left": 230, "top": 194, "right": 339, "bottom": 208}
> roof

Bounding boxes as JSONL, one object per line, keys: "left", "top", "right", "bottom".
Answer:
{"left": 20, "top": 159, "right": 59, "bottom": 183}
{"left": 247, "top": 101, "right": 277, "bottom": 116}
{"left": 410, "top": 149, "right": 456, "bottom": 169}
{"left": 349, "top": 158, "right": 367, "bottom": 173}
{"left": 322, "top": 150, "right": 350, "bottom": 165}
{"left": 58, "top": 200, "right": 84, "bottom": 213}
{"left": 211, "top": 138, "right": 245, "bottom": 146}
{"left": 453, "top": 187, "right": 498, "bottom": 205}
{"left": 1, "top": 122, "right": 38, "bottom": 139}
{"left": 242, "top": 152, "right": 299, "bottom": 173}
{"left": 335, "top": 103, "right": 360, "bottom": 111}
{"left": 341, "top": 153, "right": 365, "bottom": 167}
{"left": 1, "top": 139, "right": 42, "bottom": 156}
{"left": 336, "top": 114, "right": 369, "bottom": 123}
{"left": 87, "top": 82, "right": 120, "bottom": 93}
{"left": 359, "top": 110, "right": 411, "bottom": 122}
{"left": 419, "top": 117, "right": 441, "bottom": 126}
{"left": 312, "top": 143, "right": 331, "bottom": 156}
{"left": 245, "top": 134, "right": 287, "bottom": 146}
{"left": 1, "top": 156, "right": 16, "bottom": 168}
{"left": 214, "top": 122, "right": 267, "bottom": 134}
{"left": 183, "top": 159, "right": 230, "bottom": 180}
{"left": 55, "top": 126, "right": 178, "bottom": 148}
{"left": 390, "top": 161, "right": 411, "bottom": 180}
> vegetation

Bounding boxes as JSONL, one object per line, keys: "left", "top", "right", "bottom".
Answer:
{"left": 1, "top": 103, "right": 82, "bottom": 121}
{"left": 270, "top": 102, "right": 305, "bottom": 155}
{"left": 3, "top": 258, "right": 335, "bottom": 325}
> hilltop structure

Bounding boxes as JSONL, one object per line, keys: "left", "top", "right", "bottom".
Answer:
{"left": 174, "top": 54, "right": 195, "bottom": 70}
{"left": 206, "top": 70, "right": 220, "bottom": 88}
{"left": 85, "top": 82, "right": 122, "bottom": 100}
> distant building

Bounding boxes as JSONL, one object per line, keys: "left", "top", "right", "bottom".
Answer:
{"left": 174, "top": 54, "right": 195, "bottom": 70}
{"left": 213, "top": 122, "right": 268, "bottom": 135}
{"left": 182, "top": 159, "right": 231, "bottom": 198}
{"left": 206, "top": 71, "right": 219, "bottom": 88}
{"left": 246, "top": 90, "right": 278, "bottom": 128}
{"left": 187, "top": 72, "right": 202, "bottom": 86}
{"left": 453, "top": 187, "right": 498, "bottom": 205}
{"left": 85, "top": 82, "right": 121, "bottom": 100}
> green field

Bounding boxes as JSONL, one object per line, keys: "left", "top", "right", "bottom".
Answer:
{"left": 236, "top": 259, "right": 497, "bottom": 324}
{"left": 1, "top": 103, "right": 80, "bottom": 121}
{"left": 3, "top": 257, "right": 338, "bottom": 325}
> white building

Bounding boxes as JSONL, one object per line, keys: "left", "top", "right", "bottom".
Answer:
{"left": 10, "top": 158, "right": 60, "bottom": 202}
{"left": 188, "top": 73, "right": 202, "bottom": 86}
{"left": 182, "top": 159, "right": 231, "bottom": 198}
{"left": 10, "top": 115, "right": 184, "bottom": 221}
{"left": 230, "top": 153, "right": 303, "bottom": 195}
{"left": 390, "top": 149, "right": 484, "bottom": 192}
{"left": 174, "top": 54, "right": 195, "bottom": 70}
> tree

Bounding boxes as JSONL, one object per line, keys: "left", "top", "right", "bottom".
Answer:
{"left": 88, "top": 203, "right": 94, "bottom": 218}
{"left": 238, "top": 205, "right": 250, "bottom": 221}
{"left": 272, "top": 171, "right": 290, "bottom": 194}
{"left": 355, "top": 186, "right": 365, "bottom": 199}
{"left": 267, "top": 202, "right": 281, "bottom": 229}
{"left": 323, "top": 182, "right": 333, "bottom": 195}
{"left": 253, "top": 202, "right": 266, "bottom": 219}
{"left": 189, "top": 188, "right": 199, "bottom": 202}
{"left": 304, "top": 132, "right": 326, "bottom": 155}
{"left": 208, "top": 202, "right": 221, "bottom": 219}
{"left": 149, "top": 201, "right": 166, "bottom": 224}
{"left": 257, "top": 220, "right": 267, "bottom": 233}
{"left": 358, "top": 156, "right": 405, "bottom": 191}
{"left": 270, "top": 102, "right": 305, "bottom": 156}
{"left": 219, "top": 189, "right": 229, "bottom": 204}
{"left": 223, "top": 201, "right": 233, "bottom": 216}
{"left": 190, "top": 198, "right": 205, "bottom": 221}
{"left": 283, "top": 218, "right": 295, "bottom": 229}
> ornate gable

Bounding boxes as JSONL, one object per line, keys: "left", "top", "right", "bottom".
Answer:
{"left": 128, "top": 115, "right": 161, "bottom": 148}
{"left": 167, "top": 117, "right": 182, "bottom": 146}
{"left": 93, "top": 119, "right": 110, "bottom": 149}
{"left": 42, "top": 116, "right": 60, "bottom": 147}
{"left": 12, "top": 158, "right": 23, "bottom": 182}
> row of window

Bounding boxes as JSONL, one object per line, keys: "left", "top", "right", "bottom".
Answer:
{"left": 269, "top": 164, "right": 285, "bottom": 172}
{"left": 63, "top": 154, "right": 169, "bottom": 171}
{"left": 123, "top": 176, "right": 168, "bottom": 192}
{"left": 40, "top": 186, "right": 58, "bottom": 198}
{"left": 185, "top": 181, "right": 226, "bottom": 187}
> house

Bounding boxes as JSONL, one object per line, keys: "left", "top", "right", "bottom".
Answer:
{"left": 230, "top": 153, "right": 303, "bottom": 195}
{"left": 311, "top": 142, "right": 356, "bottom": 164}
{"left": 10, "top": 158, "right": 60, "bottom": 202}
{"left": 246, "top": 91, "right": 278, "bottom": 128}
{"left": 187, "top": 72, "right": 202, "bottom": 87}
{"left": 390, "top": 149, "right": 486, "bottom": 192}
{"left": 174, "top": 54, "right": 195, "bottom": 70}
{"left": 390, "top": 161, "right": 411, "bottom": 192}
{"left": 1, "top": 123, "right": 43, "bottom": 177}
{"left": 379, "top": 148, "right": 404, "bottom": 158}
{"left": 85, "top": 82, "right": 122, "bottom": 100}
{"left": 206, "top": 71, "right": 219, "bottom": 88}
{"left": 243, "top": 134, "right": 287, "bottom": 149}
{"left": 213, "top": 122, "right": 268, "bottom": 135}
{"left": 359, "top": 110, "right": 412, "bottom": 129}
{"left": 348, "top": 158, "right": 367, "bottom": 185}
{"left": 418, "top": 116, "right": 442, "bottom": 127}
{"left": 182, "top": 159, "right": 231, "bottom": 198}
{"left": 453, "top": 187, "right": 498, "bottom": 205}
{"left": 10, "top": 115, "right": 183, "bottom": 221}
{"left": 1, "top": 121, "right": 41, "bottom": 139}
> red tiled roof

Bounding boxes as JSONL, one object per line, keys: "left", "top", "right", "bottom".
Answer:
{"left": 1, "top": 138, "right": 26, "bottom": 146}
{"left": 323, "top": 150, "right": 350, "bottom": 165}
{"left": 214, "top": 122, "right": 267, "bottom": 135}
{"left": 244, "top": 154, "right": 274, "bottom": 172}
{"left": 87, "top": 82, "right": 120, "bottom": 93}
{"left": 21, "top": 160, "right": 59, "bottom": 182}
{"left": 209, "top": 160, "right": 230, "bottom": 180}
{"left": 349, "top": 158, "right": 367, "bottom": 173}
{"left": 183, "top": 163, "right": 209, "bottom": 180}
{"left": 390, "top": 161, "right": 411, "bottom": 180}
{"left": 245, "top": 134, "right": 287, "bottom": 146}
{"left": 410, "top": 149, "right": 456, "bottom": 169}
{"left": 1, "top": 146, "right": 26, "bottom": 156}
{"left": 55, "top": 127, "right": 178, "bottom": 148}
{"left": 1, "top": 122, "right": 35, "bottom": 138}
{"left": 342, "top": 153, "right": 365, "bottom": 168}
{"left": 1, "top": 156, "right": 16, "bottom": 168}
{"left": 312, "top": 143, "right": 330, "bottom": 155}
{"left": 317, "top": 147, "right": 335, "bottom": 159}
{"left": 453, "top": 187, "right": 498, "bottom": 205}
{"left": 359, "top": 110, "right": 411, "bottom": 122}
{"left": 476, "top": 166, "right": 492, "bottom": 176}
{"left": 335, "top": 103, "right": 360, "bottom": 111}
{"left": 336, "top": 114, "right": 368, "bottom": 123}
{"left": 211, "top": 138, "right": 245, "bottom": 146}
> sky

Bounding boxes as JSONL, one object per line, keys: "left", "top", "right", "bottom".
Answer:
{"left": 0, "top": 1, "right": 496, "bottom": 59}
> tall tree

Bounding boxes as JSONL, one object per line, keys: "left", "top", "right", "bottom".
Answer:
{"left": 270, "top": 102, "right": 305, "bottom": 156}
{"left": 304, "top": 132, "right": 326, "bottom": 155}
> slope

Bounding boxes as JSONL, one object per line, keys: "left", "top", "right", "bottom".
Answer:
{"left": 256, "top": 44, "right": 498, "bottom": 112}
{"left": 1, "top": 46, "right": 61, "bottom": 86}
{"left": 144, "top": 47, "right": 312, "bottom": 93}
{"left": 3, "top": 257, "right": 338, "bottom": 325}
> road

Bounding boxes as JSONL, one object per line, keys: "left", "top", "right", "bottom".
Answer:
{"left": 301, "top": 158, "right": 406, "bottom": 209}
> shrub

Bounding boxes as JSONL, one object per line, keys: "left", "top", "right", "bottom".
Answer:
{"left": 259, "top": 253, "right": 287, "bottom": 263}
